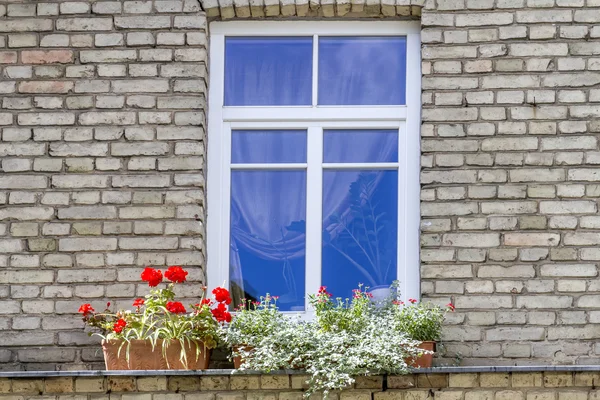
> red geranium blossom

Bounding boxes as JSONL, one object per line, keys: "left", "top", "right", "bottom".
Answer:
{"left": 113, "top": 318, "right": 127, "bottom": 333}
{"left": 165, "top": 266, "right": 188, "bottom": 283}
{"left": 133, "top": 298, "right": 145, "bottom": 307}
{"left": 408, "top": 298, "right": 418, "bottom": 304}
{"left": 166, "top": 301, "right": 187, "bottom": 314}
{"left": 211, "top": 302, "right": 232, "bottom": 323}
{"left": 212, "top": 287, "right": 232, "bottom": 304}
{"left": 78, "top": 303, "right": 95, "bottom": 316}
{"left": 446, "top": 303, "right": 455, "bottom": 311}
{"left": 141, "top": 267, "right": 163, "bottom": 287}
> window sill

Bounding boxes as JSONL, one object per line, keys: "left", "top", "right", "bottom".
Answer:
{"left": 1, "top": 365, "right": 600, "bottom": 378}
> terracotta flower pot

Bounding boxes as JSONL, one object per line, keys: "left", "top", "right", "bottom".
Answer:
{"left": 405, "top": 341, "right": 435, "bottom": 368}
{"left": 232, "top": 344, "right": 254, "bottom": 369}
{"left": 102, "top": 339, "right": 211, "bottom": 370}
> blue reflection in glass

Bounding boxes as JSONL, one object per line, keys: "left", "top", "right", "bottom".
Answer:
{"left": 225, "top": 37, "right": 313, "bottom": 106}
{"left": 322, "top": 170, "right": 398, "bottom": 300}
{"left": 230, "top": 170, "right": 307, "bottom": 311}
{"left": 231, "top": 130, "right": 307, "bottom": 164}
{"left": 318, "top": 37, "right": 407, "bottom": 105}
{"left": 324, "top": 130, "right": 398, "bottom": 163}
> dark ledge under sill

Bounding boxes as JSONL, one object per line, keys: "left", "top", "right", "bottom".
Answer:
{"left": 1, "top": 365, "right": 600, "bottom": 378}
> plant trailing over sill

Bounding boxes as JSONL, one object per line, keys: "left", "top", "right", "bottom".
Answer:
{"left": 227, "top": 283, "right": 454, "bottom": 398}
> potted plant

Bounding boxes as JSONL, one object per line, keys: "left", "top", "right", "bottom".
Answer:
{"left": 390, "top": 297, "right": 455, "bottom": 368}
{"left": 78, "top": 266, "right": 233, "bottom": 370}
{"left": 222, "top": 294, "right": 283, "bottom": 368}
{"left": 233, "top": 284, "right": 423, "bottom": 398}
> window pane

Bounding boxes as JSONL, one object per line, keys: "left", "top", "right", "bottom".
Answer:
{"left": 323, "top": 129, "right": 398, "bottom": 163}
{"left": 318, "top": 37, "right": 407, "bottom": 105}
{"left": 322, "top": 170, "right": 398, "bottom": 300}
{"left": 231, "top": 130, "right": 307, "bottom": 164}
{"left": 225, "top": 37, "right": 313, "bottom": 106}
{"left": 230, "top": 170, "right": 307, "bottom": 311}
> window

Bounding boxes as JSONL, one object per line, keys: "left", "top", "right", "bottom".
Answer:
{"left": 208, "top": 21, "right": 421, "bottom": 312}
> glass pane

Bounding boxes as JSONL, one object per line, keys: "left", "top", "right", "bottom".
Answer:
{"left": 230, "top": 170, "right": 307, "bottom": 311}
{"left": 324, "top": 129, "right": 398, "bottom": 163}
{"left": 322, "top": 170, "right": 398, "bottom": 300}
{"left": 318, "top": 37, "right": 407, "bottom": 105}
{"left": 231, "top": 130, "right": 307, "bottom": 164}
{"left": 225, "top": 37, "right": 313, "bottom": 106}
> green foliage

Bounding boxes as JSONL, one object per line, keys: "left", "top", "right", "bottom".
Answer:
{"left": 390, "top": 298, "right": 452, "bottom": 342}
{"left": 308, "top": 285, "right": 372, "bottom": 333}
{"left": 222, "top": 294, "right": 285, "bottom": 347}
{"left": 80, "top": 269, "right": 232, "bottom": 369}
{"left": 228, "top": 283, "right": 436, "bottom": 398}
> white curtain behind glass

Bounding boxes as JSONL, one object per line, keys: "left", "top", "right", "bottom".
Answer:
{"left": 229, "top": 133, "right": 397, "bottom": 306}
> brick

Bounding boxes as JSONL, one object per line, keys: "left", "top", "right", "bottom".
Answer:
{"left": 18, "top": 113, "right": 75, "bottom": 126}
{"left": 115, "top": 16, "right": 171, "bottom": 28}
{"left": 79, "top": 112, "right": 136, "bottom": 125}
{"left": 22, "top": 50, "right": 73, "bottom": 64}
{"left": 18, "top": 81, "right": 74, "bottom": 94}
{"left": 56, "top": 18, "right": 113, "bottom": 31}
{"left": 113, "top": 80, "right": 170, "bottom": 93}
{"left": 1, "top": 19, "right": 53, "bottom": 32}
{"left": 80, "top": 50, "right": 137, "bottom": 63}
{"left": 456, "top": 13, "right": 513, "bottom": 26}
{"left": 119, "top": 237, "right": 178, "bottom": 250}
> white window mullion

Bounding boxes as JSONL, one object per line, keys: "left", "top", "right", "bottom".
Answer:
{"left": 322, "top": 163, "right": 398, "bottom": 170}
{"left": 220, "top": 122, "right": 233, "bottom": 289}
{"left": 305, "top": 126, "right": 323, "bottom": 313}
{"left": 230, "top": 163, "right": 308, "bottom": 170}
{"left": 312, "top": 34, "right": 318, "bottom": 107}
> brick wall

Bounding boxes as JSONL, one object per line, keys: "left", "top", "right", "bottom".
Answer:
{"left": 3, "top": 0, "right": 600, "bottom": 369}
{"left": 0, "top": 0, "right": 207, "bottom": 368}
{"left": 2, "top": 371, "right": 600, "bottom": 400}
{"left": 420, "top": 1, "right": 600, "bottom": 364}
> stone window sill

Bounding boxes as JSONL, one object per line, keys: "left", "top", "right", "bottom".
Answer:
{"left": 1, "top": 365, "right": 600, "bottom": 378}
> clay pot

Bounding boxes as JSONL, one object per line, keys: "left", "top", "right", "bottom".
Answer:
{"left": 405, "top": 341, "right": 435, "bottom": 368}
{"left": 232, "top": 345, "right": 254, "bottom": 369}
{"left": 102, "top": 339, "right": 211, "bottom": 370}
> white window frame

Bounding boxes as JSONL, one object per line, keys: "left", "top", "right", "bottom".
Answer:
{"left": 207, "top": 21, "right": 421, "bottom": 312}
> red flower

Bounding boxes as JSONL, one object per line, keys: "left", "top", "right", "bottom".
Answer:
{"left": 113, "top": 318, "right": 127, "bottom": 334}
{"left": 447, "top": 303, "right": 455, "bottom": 311}
{"left": 211, "top": 302, "right": 232, "bottom": 323}
{"left": 165, "top": 266, "right": 188, "bottom": 284}
{"left": 212, "top": 287, "right": 232, "bottom": 305}
{"left": 133, "top": 298, "right": 145, "bottom": 307}
{"left": 392, "top": 300, "right": 403, "bottom": 306}
{"left": 166, "top": 301, "right": 187, "bottom": 314}
{"left": 78, "top": 303, "right": 95, "bottom": 316}
{"left": 408, "top": 298, "right": 417, "bottom": 304}
{"left": 141, "top": 267, "right": 163, "bottom": 287}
